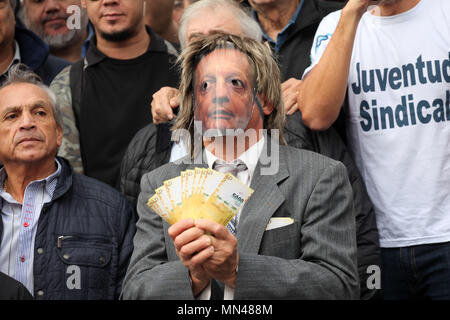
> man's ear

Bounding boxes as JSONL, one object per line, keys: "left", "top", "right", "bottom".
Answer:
{"left": 56, "top": 125, "right": 63, "bottom": 148}
{"left": 80, "top": 0, "right": 87, "bottom": 9}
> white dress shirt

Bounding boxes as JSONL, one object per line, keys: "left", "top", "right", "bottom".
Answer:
{"left": 169, "top": 140, "right": 187, "bottom": 163}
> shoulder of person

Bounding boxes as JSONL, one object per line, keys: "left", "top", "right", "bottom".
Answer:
{"left": 45, "top": 54, "right": 72, "bottom": 72}
{"left": 49, "top": 65, "right": 72, "bottom": 92}
{"left": 164, "top": 40, "right": 180, "bottom": 58}
{"left": 139, "top": 156, "right": 188, "bottom": 191}
{"left": 315, "top": 0, "right": 346, "bottom": 15}
{"left": 35, "top": 55, "right": 71, "bottom": 86}
{"left": 280, "top": 143, "right": 346, "bottom": 175}
{"left": 126, "top": 123, "right": 159, "bottom": 158}
{"left": 70, "top": 172, "right": 130, "bottom": 211}
{"left": 318, "top": 7, "right": 342, "bottom": 26}
{"left": 0, "top": 272, "right": 33, "bottom": 300}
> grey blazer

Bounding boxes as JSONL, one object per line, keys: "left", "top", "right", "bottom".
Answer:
{"left": 121, "top": 139, "right": 360, "bottom": 300}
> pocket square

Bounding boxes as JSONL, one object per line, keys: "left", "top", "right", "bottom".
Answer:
{"left": 265, "top": 217, "right": 295, "bottom": 231}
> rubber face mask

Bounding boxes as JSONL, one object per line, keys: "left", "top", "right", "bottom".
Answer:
{"left": 193, "top": 46, "right": 263, "bottom": 137}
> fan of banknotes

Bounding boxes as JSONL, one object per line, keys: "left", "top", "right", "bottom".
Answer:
{"left": 147, "top": 168, "right": 254, "bottom": 226}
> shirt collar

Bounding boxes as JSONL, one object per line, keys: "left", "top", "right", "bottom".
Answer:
{"left": 81, "top": 23, "right": 95, "bottom": 58}
{"left": 1, "top": 41, "right": 21, "bottom": 78}
{"left": 0, "top": 158, "right": 62, "bottom": 203}
{"left": 205, "top": 136, "right": 265, "bottom": 183}
{"left": 252, "top": 0, "right": 305, "bottom": 50}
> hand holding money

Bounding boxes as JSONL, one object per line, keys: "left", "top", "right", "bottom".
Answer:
{"left": 195, "top": 219, "right": 239, "bottom": 289}
{"left": 147, "top": 167, "right": 253, "bottom": 227}
{"left": 168, "top": 218, "right": 239, "bottom": 295}
{"left": 155, "top": 168, "right": 252, "bottom": 295}
{"left": 168, "top": 218, "right": 214, "bottom": 296}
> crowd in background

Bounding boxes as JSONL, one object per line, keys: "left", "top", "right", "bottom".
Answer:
{"left": 0, "top": 0, "right": 449, "bottom": 301}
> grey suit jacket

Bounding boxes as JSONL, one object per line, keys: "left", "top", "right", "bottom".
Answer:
{"left": 121, "top": 139, "right": 360, "bottom": 300}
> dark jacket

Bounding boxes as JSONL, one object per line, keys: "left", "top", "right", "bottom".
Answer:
{"left": 0, "top": 158, "right": 136, "bottom": 300}
{"left": 120, "top": 123, "right": 172, "bottom": 207}
{"left": 0, "top": 272, "right": 33, "bottom": 300}
{"left": 275, "top": 0, "right": 344, "bottom": 81}
{"left": 15, "top": 20, "right": 70, "bottom": 85}
{"left": 272, "top": 0, "right": 350, "bottom": 141}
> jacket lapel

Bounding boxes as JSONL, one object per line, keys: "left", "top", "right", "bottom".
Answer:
{"left": 237, "top": 139, "right": 289, "bottom": 254}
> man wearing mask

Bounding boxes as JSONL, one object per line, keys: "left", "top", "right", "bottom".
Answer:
{"left": 121, "top": 32, "right": 359, "bottom": 300}
{"left": 126, "top": 0, "right": 380, "bottom": 299}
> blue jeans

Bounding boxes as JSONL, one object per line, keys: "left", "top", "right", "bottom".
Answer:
{"left": 381, "top": 242, "right": 450, "bottom": 299}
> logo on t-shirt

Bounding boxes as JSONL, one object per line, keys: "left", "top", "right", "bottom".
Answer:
{"left": 315, "top": 34, "right": 333, "bottom": 54}
{"left": 352, "top": 53, "right": 450, "bottom": 132}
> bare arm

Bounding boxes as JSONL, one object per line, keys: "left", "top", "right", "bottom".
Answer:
{"left": 298, "top": 0, "right": 375, "bottom": 130}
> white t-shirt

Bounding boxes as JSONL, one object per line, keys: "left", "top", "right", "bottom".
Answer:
{"left": 304, "top": 0, "right": 450, "bottom": 248}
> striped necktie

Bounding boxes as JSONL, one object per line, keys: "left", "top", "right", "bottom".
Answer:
{"left": 212, "top": 159, "right": 248, "bottom": 235}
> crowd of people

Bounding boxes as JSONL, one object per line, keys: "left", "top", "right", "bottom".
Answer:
{"left": 0, "top": 0, "right": 448, "bottom": 301}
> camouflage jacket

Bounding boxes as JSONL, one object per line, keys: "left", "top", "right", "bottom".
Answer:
{"left": 50, "top": 66, "right": 84, "bottom": 174}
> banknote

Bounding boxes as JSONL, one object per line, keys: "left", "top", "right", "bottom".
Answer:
{"left": 147, "top": 167, "right": 253, "bottom": 227}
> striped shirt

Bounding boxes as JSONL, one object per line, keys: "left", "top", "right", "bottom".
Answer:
{"left": 0, "top": 159, "right": 61, "bottom": 294}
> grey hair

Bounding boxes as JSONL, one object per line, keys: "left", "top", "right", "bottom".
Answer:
{"left": 0, "top": 64, "right": 63, "bottom": 129}
{"left": 178, "top": 0, "right": 262, "bottom": 49}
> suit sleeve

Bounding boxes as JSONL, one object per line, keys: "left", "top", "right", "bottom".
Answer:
{"left": 234, "top": 161, "right": 360, "bottom": 299}
{"left": 120, "top": 172, "right": 195, "bottom": 300}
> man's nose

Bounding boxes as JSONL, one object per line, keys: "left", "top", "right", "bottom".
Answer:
{"left": 212, "top": 80, "right": 230, "bottom": 104}
{"left": 44, "top": 0, "right": 62, "bottom": 14}
{"left": 19, "top": 112, "right": 36, "bottom": 130}
{"left": 212, "top": 96, "right": 230, "bottom": 106}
